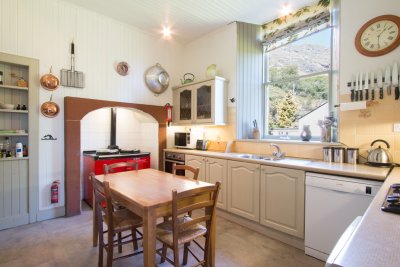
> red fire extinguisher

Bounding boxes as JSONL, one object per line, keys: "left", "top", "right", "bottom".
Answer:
{"left": 165, "top": 103, "right": 173, "bottom": 126}
{"left": 51, "top": 180, "right": 60, "bottom": 204}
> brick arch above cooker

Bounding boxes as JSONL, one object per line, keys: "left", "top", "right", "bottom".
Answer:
{"left": 64, "top": 96, "right": 167, "bottom": 216}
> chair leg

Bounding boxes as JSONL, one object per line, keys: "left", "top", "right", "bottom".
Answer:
{"left": 183, "top": 242, "right": 190, "bottom": 265}
{"left": 174, "top": 244, "right": 180, "bottom": 267}
{"left": 132, "top": 228, "right": 139, "bottom": 250}
{"left": 118, "top": 232, "right": 122, "bottom": 253}
{"left": 98, "top": 235, "right": 103, "bottom": 267}
{"left": 107, "top": 232, "right": 114, "bottom": 267}
{"left": 160, "top": 244, "right": 168, "bottom": 263}
{"left": 204, "top": 236, "right": 210, "bottom": 267}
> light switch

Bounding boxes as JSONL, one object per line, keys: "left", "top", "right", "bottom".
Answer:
{"left": 394, "top": 123, "right": 400, "bottom": 132}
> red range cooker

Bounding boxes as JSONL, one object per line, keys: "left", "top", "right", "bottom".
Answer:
{"left": 83, "top": 149, "right": 150, "bottom": 207}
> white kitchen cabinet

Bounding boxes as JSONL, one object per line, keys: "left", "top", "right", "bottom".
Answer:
{"left": 0, "top": 52, "right": 39, "bottom": 230}
{"left": 260, "top": 166, "right": 305, "bottom": 238}
{"left": 185, "top": 154, "right": 206, "bottom": 181}
{"left": 206, "top": 157, "right": 227, "bottom": 210}
{"left": 186, "top": 155, "right": 227, "bottom": 210}
{"left": 172, "top": 77, "right": 228, "bottom": 125}
{"left": 227, "top": 160, "right": 260, "bottom": 222}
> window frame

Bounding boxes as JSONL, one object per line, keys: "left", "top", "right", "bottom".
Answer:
{"left": 263, "top": 27, "right": 334, "bottom": 141}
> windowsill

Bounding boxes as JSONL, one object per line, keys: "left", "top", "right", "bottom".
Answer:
{"left": 236, "top": 139, "right": 342, "bottom": 146}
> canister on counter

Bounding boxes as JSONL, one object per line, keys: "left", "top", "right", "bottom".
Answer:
{"left": 347, "top": 148, "right": 359, "bottom": 164}
{"left": 323, "top": 147, "right": 333, "bottom": 162}
{"left": 333, "top": 147, "right": 346, "bottom": 163}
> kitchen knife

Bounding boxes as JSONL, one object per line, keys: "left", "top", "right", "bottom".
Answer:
{"left": 359, "top": 72, "right": 363, "bottom": 101}
{"left": 355, "top": 73, "right": 359, "bottom": 101}
{"left": 350, "top": 76, "right": 354, "bottom": 102}
{"left": 393, "top": 62, "right": 399, "bottom": 100}
{"left": 385, "top": 66, "right": 391, "bottom": 96}
{"left": 377, "top": 70, "right": 383, "bottom": 99}
{"left": 370, "top": 72, "right": 375, "bottom": 100}
{"left": 364, "top": 72, "right": 369, "bottom": 100}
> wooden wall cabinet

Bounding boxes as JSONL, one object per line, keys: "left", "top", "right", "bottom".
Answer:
{"left": 260, "top": 166, "right": 305, "bottom": 238}
{"left": 0, "top": 52, "right": 39, "bottom": 230}
{"left": 227, "top": 160, "right": 260, "bottom": 222}
{"left": 172, "top": 77, "right": 228, "bottom": 125}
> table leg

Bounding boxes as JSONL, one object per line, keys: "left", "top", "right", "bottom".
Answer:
{"left": 143, "top": 208, "right": 157, "bottom": 267}
{"left": 92, "top": 194, "right": 98, "bottom": 247}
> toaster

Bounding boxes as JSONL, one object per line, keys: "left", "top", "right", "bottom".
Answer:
{"left": 196, "top": 139, "right": 208, "bottom": 150}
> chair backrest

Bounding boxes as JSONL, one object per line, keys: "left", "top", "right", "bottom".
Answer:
{"left": 89, "top": 172, "right": 114, "bottom": 228}
{"left": 171, "top": 182, "right": 221, "bottom": 240}
{"left": 172, "top": 163, "right": 200, "bottom": 180}
{"left": 103, "top": 161, "right": 138, "bottom": 174}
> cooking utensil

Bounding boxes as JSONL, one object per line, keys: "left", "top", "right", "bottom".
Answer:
{"left": 359, "top": 72, "right": 363, "bottom": 101}
{"left": 180, "top": 73, "right": 194, "bottom": 84}
{"left": 40, "top": 95, "right": 60, "bottom": 118}
{"left": 385, "top": 66, "right": 391, "bottom": 96}
{"left": 377, "top": 70, "right": 383, "bottom": 99}
{"left": 144, "top": 63, "right": 170, "bottom": 94}
{"left": 40, "top": 66, "right": 59, "bottom": 91}
{"left": 350, "top": 76, "right": 354, "bottom": 101}
{"left": 355, "top": 73, "right": 359, "bottom": 101}
{"left": 393, "top": 62, "right": 399, "bottom": 100}
{"left": 371, "top": 72, "right": 375, "bottom": 100}
{"left": 60, "top": 42, "right": 85, "bottom": 88}
{"left": 367, "top": 139, "right": 393, "bottom": 167}
{"left": 364, "top": 72, "right": 369, "bottom": 100}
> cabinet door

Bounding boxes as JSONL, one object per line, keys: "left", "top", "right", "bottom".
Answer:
{"left": 173, "top": 86, "right": 193, "bottom": 124}
{"left": 206, "top": 157, "right": 227, "bottom": 210}
{"left": 227, "top": 160, "right": 260, "bottom": 222}
{"left": 194, "top": 81, "right": 213, "bottom": 123}
{"left": 260, "top": 166, "right": 305, "bottom": 238}
{"left": 185, "top": 155, "right": 205, "bottom": 181}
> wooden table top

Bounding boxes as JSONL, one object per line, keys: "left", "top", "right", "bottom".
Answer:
{"left": 95, "top": 168, "right": 212, "bottom": 209}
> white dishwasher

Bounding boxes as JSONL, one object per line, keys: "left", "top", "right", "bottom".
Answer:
{"left": 305, "top": 172, "right": 382, "bottom": 261}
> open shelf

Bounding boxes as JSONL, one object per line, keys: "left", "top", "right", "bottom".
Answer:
{"left": 0, "top": 133, "right": 28, "bottom": 136}
{"left": 0, "top": 157, "right": 29, "bottom": 161}
{"left": 0, "top": 84, "right": 29, "bottom": 91}
{"left": 0, "top": 109, "right": 28, "bottom": 114}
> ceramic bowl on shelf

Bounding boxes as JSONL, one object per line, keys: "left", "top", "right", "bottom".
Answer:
{"left": 0, "top": 102, "right": 15, "bottom": 110}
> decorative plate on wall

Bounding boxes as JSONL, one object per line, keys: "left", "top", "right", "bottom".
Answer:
{"left": 116, "top": 61, "right": 130, "bottom": 76}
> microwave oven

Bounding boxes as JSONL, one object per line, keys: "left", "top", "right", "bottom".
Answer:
{"left": 174, "top": 132, "right": 195, "bottom": 149}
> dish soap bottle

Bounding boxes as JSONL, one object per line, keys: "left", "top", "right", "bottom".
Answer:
{"left": 15, "top": 142, "right": 23, "bottom": 158}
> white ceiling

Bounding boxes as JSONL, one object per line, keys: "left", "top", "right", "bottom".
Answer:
{"left": 63, "top": 0, "right": 316, "bottom": 44}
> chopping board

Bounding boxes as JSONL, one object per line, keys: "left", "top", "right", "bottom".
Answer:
{"left": 207, "top": 141, "right": 227, "bottom": 152}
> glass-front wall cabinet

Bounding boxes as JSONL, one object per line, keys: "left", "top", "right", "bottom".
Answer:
{"left": 196, "top": 85, "right": 212, "bottom": 120}
{"left": 179, "top": 89, "right": 192, "bottom": 121}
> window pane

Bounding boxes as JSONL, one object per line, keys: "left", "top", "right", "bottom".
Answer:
{"left": 267, "top": 29, "right": 331, "bottom": 81}
{"left": 267, "top": 74, "right": 329, "bottom": 139}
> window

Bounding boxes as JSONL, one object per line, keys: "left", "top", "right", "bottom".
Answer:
{"left": 264, "top": 29, "right": 332, "bottom": 140}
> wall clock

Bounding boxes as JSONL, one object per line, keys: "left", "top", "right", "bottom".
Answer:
{"left": 355, "top": 15, "right": 400, "bottom": 57}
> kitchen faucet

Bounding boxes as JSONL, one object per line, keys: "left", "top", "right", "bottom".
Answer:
{"left": 271, "top": 143, "right": 285, "bottom": 160}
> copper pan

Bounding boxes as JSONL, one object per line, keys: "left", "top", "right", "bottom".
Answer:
{"left": 40, "top": 95, "right": 60, "bottom": 118}
{"left": 40, "top": 66, "right": 59, "bottom": 91}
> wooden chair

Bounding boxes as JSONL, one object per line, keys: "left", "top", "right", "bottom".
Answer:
{"left": 156, "top": 181, "right": 221, "bottom": 267}
{"left": 103, "top": 161, "right": 138, "bottom": 174}
{"left": 90, "top": 173, "right": 143, "bottom": 267}
{"left": 172, "top": 163, "right": 199, "bottom": 180}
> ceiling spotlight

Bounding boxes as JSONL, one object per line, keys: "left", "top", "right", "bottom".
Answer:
{"left": 281, "top": 4, "right": 291, "bottom": 16}
{"left": 162, "top": 26, "right": 172, "bottom": 39}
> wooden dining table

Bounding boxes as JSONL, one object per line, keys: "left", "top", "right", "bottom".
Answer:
{"left": 93, "top": 168, "right": 216, "bottom": 266}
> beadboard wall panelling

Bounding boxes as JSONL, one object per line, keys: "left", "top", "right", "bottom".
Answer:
{"left": 236, "top": 22, "right": 263, "bottom": 139}
{"left": 0, "top": 0, "right": 183, "bottom": 212}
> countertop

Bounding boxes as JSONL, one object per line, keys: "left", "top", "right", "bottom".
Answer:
{"left": 328, "top": 167, "right": 400, "bottom": 267}
{"left": 164, "top": 148, "right": 390, "bottom": 181}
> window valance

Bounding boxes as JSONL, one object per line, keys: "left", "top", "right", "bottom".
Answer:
{"left": 262, "top": 0, "right": 331, "bottom": 51}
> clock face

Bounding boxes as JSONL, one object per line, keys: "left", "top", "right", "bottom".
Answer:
{"left": 355, "top": 15, "right": 400, "bottom": 57}
{"left": 360, "top": 20, "right": 399, "bottom": 51}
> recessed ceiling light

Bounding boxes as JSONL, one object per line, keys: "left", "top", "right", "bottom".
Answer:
{"left": 281, "top": 4, "right": 291, "bottom": 16}
{"left": 162, "top": 26, "right": 172, "bottom": 39}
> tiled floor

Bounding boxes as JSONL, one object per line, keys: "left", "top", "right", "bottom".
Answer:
{"left": 0, "top": 203, "right": 323, "bottom": 267}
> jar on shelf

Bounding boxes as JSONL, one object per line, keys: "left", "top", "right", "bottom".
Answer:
{"left": 0, "top": 71, "right": 3, "bottom": 85}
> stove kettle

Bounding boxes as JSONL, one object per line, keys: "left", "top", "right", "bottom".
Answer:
{"left": 367, "top": 139, "right": 393, "bottom": 167}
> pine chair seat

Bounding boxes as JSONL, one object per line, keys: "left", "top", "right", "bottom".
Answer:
{"left": 103, "top": 208, "right": 142, "bottom": 231}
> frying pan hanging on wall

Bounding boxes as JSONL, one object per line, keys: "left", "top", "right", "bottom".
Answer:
{"left": 144, "top": 63, "right": 170, "bottom": 94}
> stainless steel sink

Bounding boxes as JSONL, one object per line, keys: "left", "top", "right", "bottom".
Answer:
{"left": 233, "top": 154, "right": 280, "bottom": 161}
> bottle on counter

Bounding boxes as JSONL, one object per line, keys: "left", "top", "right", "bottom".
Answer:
{"left": 16, "top": 142, "right": 23, "bottom": 158}
{"left": 0, "top": 71, "right": 3, "bottom": 85}
{"left": 4, "top": 137, "right": 10, "bottom": 157}
{"left": 23, "top": 145, "right": 28, "bottom": 157}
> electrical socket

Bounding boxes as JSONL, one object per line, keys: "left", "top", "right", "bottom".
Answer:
{"left": 394, "top": 123, "right": 400, "bottom": 132}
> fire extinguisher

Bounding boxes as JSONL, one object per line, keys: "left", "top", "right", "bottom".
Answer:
{"left": 165, "top": 103, "right": 173, "bottom": 126}
{"left": 51, "top": 180, "right": 60, "bottom": 204}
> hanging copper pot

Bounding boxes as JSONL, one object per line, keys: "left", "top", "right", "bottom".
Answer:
{"left": 40, "top": 66, "right": 59, "bottom": 91}
{"left": 40, "top": 95, "right": 60, "bottom": 118}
